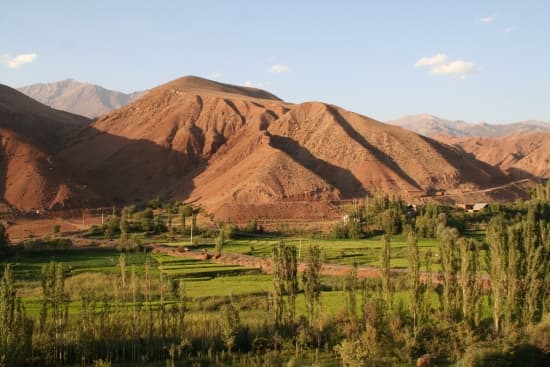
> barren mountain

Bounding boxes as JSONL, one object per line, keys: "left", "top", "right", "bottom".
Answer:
{"left": 388, "top": 114, "right": 550, "bottom": 138}
{"left": 60, "top": 76, "right": 516, "bottom": 220}
{"left": 0, "top": 85, "right": 98, "bottom": 211}
{"left": 436, "top": 132, "right": 550, "bottom": 179}
{"left": 18, "top": 79, "right": 143, "bottom": 118}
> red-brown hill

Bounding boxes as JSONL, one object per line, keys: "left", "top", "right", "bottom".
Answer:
{"left": 435, "top": 132, "right": 550, "bottom": 179}
{"left": 0, "top": 85, "right": 98, "bottom": 211}
{"left": 60, "top": 76, "right": 517, "bottom": 220}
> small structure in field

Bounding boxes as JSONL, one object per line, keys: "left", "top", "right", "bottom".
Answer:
{"left": 472, "top": 203, "right": 489, "bottom": 212}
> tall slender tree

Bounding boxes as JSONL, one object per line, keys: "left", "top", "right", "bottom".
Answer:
{"left": 486, "top": 216, "right": 508, "bottom": 334}
{"left": 381, "top": 234, "right": 392, "bottom": 307}
{"left": 407, "top": 228, "right": 422, "bottom": 334}
{"left": 303, "top": 244, "right": 322, "bottom": 327}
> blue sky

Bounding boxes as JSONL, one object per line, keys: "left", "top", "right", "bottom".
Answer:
{"left": 1, "top": 0, "right": 549, "bottom": 123}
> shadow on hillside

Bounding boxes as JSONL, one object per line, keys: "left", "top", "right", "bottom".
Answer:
{"left": 60, "top": 127, "right": 207, "bottom": 205}
{"left": 267, "top": 132, "right": 368, "bottom": 198}
{"left": 326, "top": 106, "right": 422, "bottom": 190}
{"left": 417, "top": 134, "right": 510, "bottom": 187}
{"left": 0, "top": 146, "right": 6, "bottom": 204}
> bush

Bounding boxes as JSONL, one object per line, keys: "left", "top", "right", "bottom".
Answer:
{"left": 529, "top": 320, "right": 550, "bottom": 354}
{"left": 331, "top": 223, "right": 348, "bottom": 239}
{"left": 458, "top": 344, "right": 511, "bottom": 367}
{"left": 22, "top": 238, "right": 72, "bottom": 252}
{"left": 86, "top": 225, "right": 103, "bottom": 237}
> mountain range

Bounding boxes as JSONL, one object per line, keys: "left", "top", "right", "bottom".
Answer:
{"left": 388, "top": 113, "right": 550, "bottom": 138}
{"left": 0, "top": 76, "right": 537, "bottom": 218}
{"left": 18, "top": 79, "right": 143, "bottom": 118}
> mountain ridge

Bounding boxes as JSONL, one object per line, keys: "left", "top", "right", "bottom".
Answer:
{"left": 1, "top": 76, "right": 532, "bottom": 216}
{"left": 388, "top": 113, "right": 550, "bottom": 138}
{"left": 18, "top": 79, "right": 144, "bottom": 118}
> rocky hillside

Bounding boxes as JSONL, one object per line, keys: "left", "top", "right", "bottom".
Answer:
{"left": 59, "top": 76, "right": 516, "bottom": 219}
{"left": 0, "top": 85, "right": 98, "bottom": 211}
{"left": 436, "top": 132, "right": 550, "bottom": 179}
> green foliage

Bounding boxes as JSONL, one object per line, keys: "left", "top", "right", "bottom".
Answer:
{"left": 0, "top": 265, "right": 32, "bottom": 366}
{"left": 330, "top": 222, "right": 349, "bottom": 239}
{"left": 221, "top": 302, "right": 241, "bottom": 352}
{"left": 303, "top": 245, "right": 322, "bottom": 327}
{"left": 103, "top": 213, "right": 120, "bottom": 238}
{"left": 215, "top": 228, "right": 226, "bottom": 254}
{"left": 0, "top": 223, "right": 10, "bottom": 259}
{"left": 364, "top": 192, "right": 407, "bottom": 236}
{"left": 22, "top": 237, "right": 72, "bottom": 252}
{"left": 271, "top": 241, "right": 298, "bottom": 327}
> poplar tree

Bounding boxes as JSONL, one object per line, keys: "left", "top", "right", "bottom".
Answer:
{"left": 343, "top": 264, "right": 358, "bottom": 318}
{"left": 381, "top": 234, "right": 392, "bottom": 307}
{"left": 0, "top": 223, "right": 9, "bottom": 259}
{"left": 457, "top": 238, "right": 481, "bottom": 328}
{"left": 521, "top": 205, "right": 547, "bottom": 326}
{"left": 1, "top": 264, "right": 32, "bottom": 365}
{"left": 407, "top": 228, "right": 422, "bottom": 334}
{"left": 439, "top": 227, "right": 459, "bottom": 323}
{"left": 271, "top": 241, "right": 298, "bottom": 327}
{"left": 118, "top": 253, "right": 126, "bottom": 288}
{"left": 486, "top": 216, "right": 508, "bottom": 334}
{"left": 303, "top": 244, "right": 322, "bottom": 327}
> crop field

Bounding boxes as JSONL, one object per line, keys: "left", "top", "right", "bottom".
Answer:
{"left": 3, "top": 243, "right": 454, "bottom": 324}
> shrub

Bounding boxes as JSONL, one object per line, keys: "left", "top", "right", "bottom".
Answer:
{"left": 458, "top": 344, "right": 511, "bottom": 367}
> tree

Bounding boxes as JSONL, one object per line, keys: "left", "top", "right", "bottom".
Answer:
{"left": 486, "top": 216, "right": 508, "bottom": 334}
{"left": 180, "top": 205, "right": 193, "bottom": 230}
{"left": 439, "top": 227, "right": 459, "bottom": 323}
{"left": 381, "top": 234, "right": 392, "bottom": 307}
{"left": 0, "top": 223, "right": 9, "bottom": 259}
{"left": 343, "top": 264, "right": 359, "bottom": 318}
{"left": 407, "top": 228, "right": 422, "bottom": 335}
{"left": 1, "top": 264, "right": 32, "bottom": 365}
{"left": 221, "top": 302, "right": 241, "bottom": 353}
{"left": 457, "top": 237, "right": 481, "bottom": 328}
{"left": 215, "top": 227, "right": 226, "bottom": 254}
{"left": 40, "top": 262, "right": 69, "bottom": 363}
{"left": 521, "top": 205, "right": 547, "bottom": 327}
{"left": 118, "top": 253, "right": 126, "bottom": 288}
{"left": 303, "top": 245, "right": 322, "bottom": 327}
{"left": 271, "top": 241, "right": 298, "bottom": 327}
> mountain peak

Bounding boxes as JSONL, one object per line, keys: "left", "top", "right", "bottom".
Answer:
{"left": 154, "top": 75, "right": 282, "bottom": 101}
{"left": 18, "top": 80, "right": 144, "bottom": 118}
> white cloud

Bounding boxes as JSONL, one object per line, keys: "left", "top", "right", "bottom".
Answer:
{"left": 504, "top": 27, "right": 514, "bottom": 33}
{"left": 479, "top": 16, "right": 495, "bottom": 23}
{"left": 266, "top": 64, "right": 289, "bottom": 73}
{"left": 208, "top": 72, "right": 222, "bottom": 79}
{"left": 415, "top": 53, "right": 477, "bottom": 79}
{"left": 2, "top": 53, "right": 38, "bottom": 68}
{"left": 414, "top": 53, "right": 448, "bottom": 68}
{"left": 430, "top": 60, "right": 476, "bottom": 78}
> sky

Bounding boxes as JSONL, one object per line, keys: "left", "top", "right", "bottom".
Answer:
{"left": 1, "top": 0, "right": 549, "bottom": 123}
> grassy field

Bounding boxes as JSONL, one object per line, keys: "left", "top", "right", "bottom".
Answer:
{"left": 3, "top": 245, "right": 451, "bottom": 318}
{"left": 177, "top": 234, "right": 445, "bottom": 270}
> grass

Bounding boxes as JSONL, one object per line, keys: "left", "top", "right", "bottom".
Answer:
{"left": 1, "top": 229, "right": 489, "bottom": 321}
{"left": 200, "top": 234, "right": 445, "bottom": 270}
